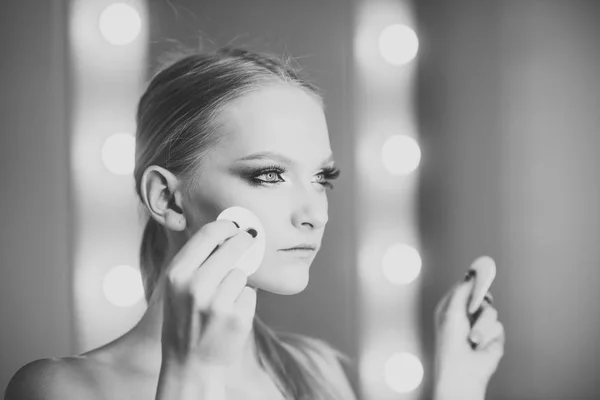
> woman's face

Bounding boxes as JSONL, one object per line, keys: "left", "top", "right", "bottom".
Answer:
{"left": 183, "top": 83, "right": 337, "bottom": 295}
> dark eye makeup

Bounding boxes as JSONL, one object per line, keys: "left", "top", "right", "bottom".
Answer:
{"left": 243, "top": 163, "right": 340, "bottom": 189}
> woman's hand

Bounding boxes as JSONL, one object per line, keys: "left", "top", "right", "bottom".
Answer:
{"left": 433, "top": 256, "right": 505, "bottom": 400}
{"left": 159, "top": 219, "right": 258, "bottom": 370}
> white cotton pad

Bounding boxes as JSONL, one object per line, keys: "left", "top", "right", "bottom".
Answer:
{"left": 216, "top": 206, "right": 266, "bottom": 276}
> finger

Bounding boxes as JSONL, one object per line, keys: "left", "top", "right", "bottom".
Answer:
{"left": 446, "top": 277, "right": 476, "bottom": 318}
{"left": 467, "top": 256, "right": 497, "bottom": 314}
{"left": 234, "top": 286, "right": 258, "bottom": 323}
{"left": 209, "top": 269, "right": 248, "bottom": 314}
{"left": 469, "top": 292, "right": 494, "bottom": 326}
{"left": 478, "top": 321, "right": 505, "bottom": 353}
{"left": 189, "top": 231, "right": 255, "bottom": 306}
{"left": 168, "top": 220, "right": 240, "bottom": 284}
{"left": 437, "top": 259, "right": 493, "bottom": 323}
{"left": 468, "top": 304, "right": 499, "bottom": 347}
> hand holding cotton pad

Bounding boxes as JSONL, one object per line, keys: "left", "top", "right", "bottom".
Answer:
{"left": 217, "top": 206, "right": 266, "bottom": 276}
{"left": 466, "top": 256, "right": 496, "bottom": 314}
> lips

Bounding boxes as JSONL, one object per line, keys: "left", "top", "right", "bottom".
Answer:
{"left": 280, "top": 244, "right": 318, "bottom": 251}
{"left": 280, "top": 247, "right": 316, "bottom": 260}
{"left": 281, "top": 248, "right": 315, "bottom": 252}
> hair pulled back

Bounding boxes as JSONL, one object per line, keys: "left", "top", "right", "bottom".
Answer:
{"left": 133, "top": 47, "right": 350, "bottom": 400}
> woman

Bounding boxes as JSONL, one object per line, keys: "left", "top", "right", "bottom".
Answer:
{"left": 5, "top": 47, "right": 504, "bottom": 400}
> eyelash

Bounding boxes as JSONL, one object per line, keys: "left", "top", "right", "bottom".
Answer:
{"left": 249, "top": 164, "right": 340, "bottom": 189}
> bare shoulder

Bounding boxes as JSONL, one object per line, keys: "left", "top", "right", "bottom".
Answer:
{"left": 4, "top": 357, "right": 101, "bottom": 400}
{"left": 281, "top": 333, "right": 358, "bottom": 400}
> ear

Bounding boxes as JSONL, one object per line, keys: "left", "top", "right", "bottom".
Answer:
{"left": 140, "top": 165, "right": 187, "bottom": 231}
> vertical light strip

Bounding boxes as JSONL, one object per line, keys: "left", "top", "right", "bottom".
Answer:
{"left": 68, "top": 0, "right": 149, "bottom": 352}
{"left": 354, "top": 0, "right": 423, "bottom": 399}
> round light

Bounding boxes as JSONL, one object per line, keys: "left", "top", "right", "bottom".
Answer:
{"left": 98, "top": 3, "right": 142, "bottom": 46}
{"left": 381, "top": 135, "right": 421, "bottom": 175}
{"left": 382, "top": 243, "right": 422, "bottom": 285}
{"left": 384, "top": 352, "right": 424, "bottom": 393}
{"left": 101, "top": 133, "right": 135, "bottom": 175}
{"left": 378, "top": 24, "right": 419, "bottom": 66}
{"left": 103, "top": 265, "right": 144, "bottom": 307}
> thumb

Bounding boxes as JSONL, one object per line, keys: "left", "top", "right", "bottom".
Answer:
{"left": 447, "top": 275, "right": 476, "bottom": 317}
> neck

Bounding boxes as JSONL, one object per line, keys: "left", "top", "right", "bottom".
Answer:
{"left": 127, "top": 277, "right": 263, "bottom": 383}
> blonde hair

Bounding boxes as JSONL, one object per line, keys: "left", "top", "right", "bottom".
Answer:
{"left": 133, "top": 47, "right": 354, "bottom": 399}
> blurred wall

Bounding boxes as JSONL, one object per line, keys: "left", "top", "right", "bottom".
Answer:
{"left": 0, "top": 0, "right": 74, "bottom": 394}
{"left": 147, "top": 0, "right": 359, "bottom": 386}
{"left": 417, "top": 1, "right": 600, "bottom": 399}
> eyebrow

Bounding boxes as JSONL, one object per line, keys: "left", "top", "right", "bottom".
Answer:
{"left": 237, "top": 151, "right": 335, "bottom": 166}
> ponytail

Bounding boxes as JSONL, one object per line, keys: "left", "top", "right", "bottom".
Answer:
{"left": 139, "top": 217, "right": 168, "bottom": 304}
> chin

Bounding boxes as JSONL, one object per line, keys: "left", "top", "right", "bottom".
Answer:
{"left": 248, "top": 260, "right": 312, "bottom": 295}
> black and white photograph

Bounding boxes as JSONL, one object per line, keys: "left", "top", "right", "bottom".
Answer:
{"left": 1, "top": 1, "right": 599, "bottom": 399}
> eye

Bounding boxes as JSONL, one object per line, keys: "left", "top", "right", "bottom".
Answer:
{"left": 259, "top": 171, "right": 283, "bottom": 183}
{"left": 315, "top": 172, "right": 329, "bottom": 184}
{"left": 315, "top": 166, "right": 340, "bottom": 190}
{"left": 248, "top": 165, "right": 286, "bottom": 186}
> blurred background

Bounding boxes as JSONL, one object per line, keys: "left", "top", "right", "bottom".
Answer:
{"left": 1, "top": 0, "right": 599, "bottom": 399}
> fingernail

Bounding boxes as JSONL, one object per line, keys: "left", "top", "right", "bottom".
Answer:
{"left": 246, "top": 228, "right": 258, "bottom": 238}
{"left": 464, "top": 269, "right": 476, "bottom": 282}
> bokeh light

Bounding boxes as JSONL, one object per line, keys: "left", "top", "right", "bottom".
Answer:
{"left": 382, "top": 243, "right": 422, "bottom": 285}
{"left": 101, "top": 132, "right": 135, "bottom": 175}
{"left": 378, "top": 24, "right": 419, "bottom": 66}
{"left": 102, "top": 264, "right": 144, "bottom": 307}
{"left": 381, "top": 134, "right": 421, "bottom": 175}
{"left": 98, "top": 3, "right": 142, "bottom": 45}
{"left": 384, "top": 352, "right": 424, "bottom": 393}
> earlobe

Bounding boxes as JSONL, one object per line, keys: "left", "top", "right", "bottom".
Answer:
{"left": 165, "top": 190, "right": 186, "bottom": 231}
{"left": 140, "top": 165, "right": 187, "bottom": 231}
{"left": 164, "top": 209, "right": 187, "bottom": 231}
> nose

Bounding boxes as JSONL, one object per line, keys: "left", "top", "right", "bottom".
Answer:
{"left": 291, "top": 184, "right": 328, "bottom": 230}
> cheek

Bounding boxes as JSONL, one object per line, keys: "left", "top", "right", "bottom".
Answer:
{"left": 184, "top": 194, "right": 222, "bottom": 232}
{"left": 234, "top": 199, "right": 288, "bottom": 243}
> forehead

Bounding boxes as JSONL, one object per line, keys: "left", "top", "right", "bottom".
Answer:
{"left": 216, "top": 84, "right": 331, "bottom": 162}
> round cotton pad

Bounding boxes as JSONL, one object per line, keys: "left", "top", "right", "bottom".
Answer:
{"left": 216, "top": 206, "right": 266, "bottom": 276}
{"left": 467, "top": 256, "right": 497, "bottom": 314}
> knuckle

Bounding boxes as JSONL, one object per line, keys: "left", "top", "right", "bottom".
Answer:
{"left": 189, "top": 288, "right": 208, "bottom": 310}
{"left": 166, "top": 270, "right": 183, "bottom": 287}
{"left": 498, "top": 321, "right": 505, "bottom": 336}
{"left": 485, "top": 305, "right": 498, "bottom": 320}
{"left": 226, "top": 313, "right": 248, "bottom": 331}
